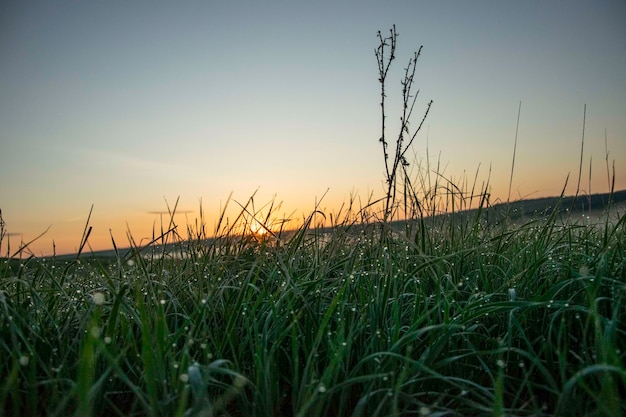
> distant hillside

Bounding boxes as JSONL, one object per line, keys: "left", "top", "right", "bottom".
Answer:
{"left": 3, "top": 190, "right": 624, "bottom": 264}
{"left": 381, "top": 189, "right": 626, "bottom": 235}
{"left": 406, "top": 189, "right": 626, "bottom": 227}
{"left": 493, "top": 189, "right": 626, "bottom": 219}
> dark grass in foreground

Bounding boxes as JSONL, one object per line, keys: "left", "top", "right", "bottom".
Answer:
{"left": 1, "top": 199, "right": 625, "bottom": 417}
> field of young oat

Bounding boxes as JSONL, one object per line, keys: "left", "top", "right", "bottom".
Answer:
{"left": 1, "top": 191, "right": 624, "bottom": 416}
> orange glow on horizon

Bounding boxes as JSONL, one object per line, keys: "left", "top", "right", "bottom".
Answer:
{"left": 250, "top": 220, "right": 267, "bottom": 236}
{"left": 2, "top": 178, "right": 625, "bottom": 258}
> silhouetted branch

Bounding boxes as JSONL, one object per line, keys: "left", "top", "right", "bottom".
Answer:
{"left": 375, "top": 26, "right": 432, "bottom": 221}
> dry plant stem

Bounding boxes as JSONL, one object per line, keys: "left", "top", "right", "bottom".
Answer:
{"left": 587, "top": 157, "right": 593, "bottom": 215}
{"left": 507, "top": 101, "right": 522, "bottom": 204}
{"left": 604, "top": 128, "right": 611, "bottom": 194}
{"left": 10, "top": 227, "right": 50, "bottom": 259}
{"left": 570, "top": 104, "right": 586, "bottom": 213}
{"left": 575, "top": 104, "right": 586, "bottom": 197}
{"left": 0, "top": 208, "right": 50, "bottom": 258}
{"left": 76, "top": 204, "right": 94, "bottom": 259}
{"left": 0, "top": 210, "right": 7, "bottom": 257}
{"left": 375, "top": 25, "right": 397, "bottom": 184}
{"left": 375, "top": 25, "right": 432, "bottom": 221}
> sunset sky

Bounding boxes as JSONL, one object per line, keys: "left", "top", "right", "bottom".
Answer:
{"left": 1, "top": 1, "right": 625, "bottom": 256}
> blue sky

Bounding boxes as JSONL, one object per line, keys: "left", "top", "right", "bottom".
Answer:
{"left": 1, "top": 1, "right": 625, "bottom": 255}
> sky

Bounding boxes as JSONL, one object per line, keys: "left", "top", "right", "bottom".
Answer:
{"left": 1, "top": 1, "right": 625, "bottom": 256}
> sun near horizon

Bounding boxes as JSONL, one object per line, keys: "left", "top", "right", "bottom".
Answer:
{"left": 2, "top": 185, "right": 625, "bottom": 258}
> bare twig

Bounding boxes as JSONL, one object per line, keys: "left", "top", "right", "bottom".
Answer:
{"left": 375, "top": 26, "right": 432, "bottom": 221}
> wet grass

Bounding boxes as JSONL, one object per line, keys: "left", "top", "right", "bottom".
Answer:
{"left": 1, "top": 196, "right": 625, "bottom": 417}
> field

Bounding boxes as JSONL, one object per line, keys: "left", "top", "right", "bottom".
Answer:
{"left": 1, "top": 191, "right": 625, "bottom": 417}
{"left": 2, "top": 26, "right": 625, "bottom": 417}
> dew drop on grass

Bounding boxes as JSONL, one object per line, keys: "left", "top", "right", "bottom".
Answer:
{"left": 90, "top": 326, "right": 101, "bottom": 338}
{"left": 508, "top": 288, "right": 516, "bottom": 301}
{"left": 92, "top": 291, "right": 106, "bottom": 305}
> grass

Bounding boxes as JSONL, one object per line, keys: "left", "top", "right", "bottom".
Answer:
{"left": 0, "top": 188, "right": 625, "bottom": 416}
{"left": 2, "top": 25, "right": 624, "bottom": 417}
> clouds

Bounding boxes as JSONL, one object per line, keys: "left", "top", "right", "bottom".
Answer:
{"left": 80, "top": 147, "right": 193, "bottom": 178}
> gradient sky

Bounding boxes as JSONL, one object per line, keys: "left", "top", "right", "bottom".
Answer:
{"left": 1, "top": 1, "right": 625, "bottom": 256}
